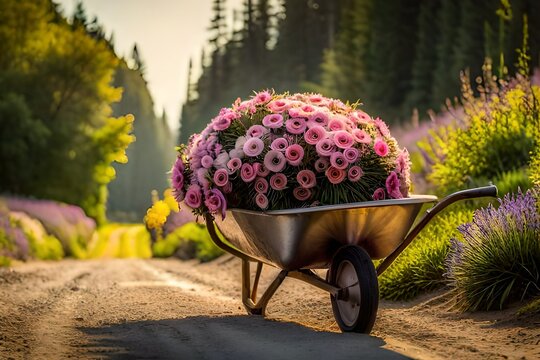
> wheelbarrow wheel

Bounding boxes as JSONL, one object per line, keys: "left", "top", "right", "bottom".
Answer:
{"left": 329, "top": 245, "right": 378, "bottom": 333}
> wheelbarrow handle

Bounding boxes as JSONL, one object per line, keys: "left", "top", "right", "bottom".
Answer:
{"left": 376, "top": 184, "right": 498, "bottom": 276}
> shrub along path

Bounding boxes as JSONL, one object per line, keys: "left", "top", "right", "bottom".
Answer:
{"left": 0, "top": 256, "right": 538, "bottom": 359}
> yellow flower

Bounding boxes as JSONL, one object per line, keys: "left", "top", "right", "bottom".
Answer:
{"left": 163, "top": 188, "right": 180, "bottom": 212}
{"left": 144, "top": 200, "right": 170, "bottom": 230}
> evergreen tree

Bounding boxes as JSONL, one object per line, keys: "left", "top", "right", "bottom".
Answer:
{"left": 404, "top": 0, "right": 441, "bottom": 117}
{"left": 431, "top": 0, "right": 461, "bottom": 107}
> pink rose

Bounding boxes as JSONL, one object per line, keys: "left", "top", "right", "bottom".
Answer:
{"left": 201, "top": 155, "right": 214, "bottom": 169}
{"left": 296, "top": 169, "right": 316, "bottom": 189}
{"left": 352, "top": 129, "right": 372, "bottom": 144}
{"left": 315, "top": 138, "right": 335, "bottom": 157}
{"left": 333, "top": 130, "right": 354, "bottom": 149}
{"left": 255, "top": 163, "right": 270, "bottom": 177}
{"left": 348, "top": 166, "right": 363, "bottom": 182}
{"left": 243, "top": 137, "right": 265, "bottom": 157}
{"left": 262, "top": 114, "right": 284, "bottom": 128}
{"left": 213, "top": 168, "right": 229, "bottom": 187}
{"left": 255, "top": 193, "right": 269, "bottom": 210}
{"left": 240, "top": 163, "right": 257, "bottom": 182}
{"left": 285, "top": 144, "right": 304, "bottom": 166}
{"left": 373, "top": 188, "right": 386, "bottom": 201}
{"left": 227, "top": 158, "right": 242, "bottom": 173}
{"left": 185, "top": 184, "right": 202, "bottom": 208}
{"left": 330, "top": 151, "right": 348, "bottom": 170}
{"left": 307, "top": 111, "right": 329, "bottom": 127}
{"left": 343, "top": 148, "right": 359, "bottom": 163}
{"left": 212, "top": 116, "right": 231, "bottom": 131}
{"left": 374, "top": 139, "right": 389, "bottom": 157}
{"left": 314, "top": 157, "right": 330, "bottom": 172}
{"left": 385, "top": 171, "right": 403, "bottom": 199}
{"left": 254, "top": 177, "right": 269, "bottom": 193}
{"left": 267, "top": 99, "right": 291, "bottom": 113}
{"left": 204, "top": 189, "right": 227, "bottom": 219}
{"left": 213, "top": 152, "right": 229, "bottom": 169}
{"left": 374, "top": 117, "right": 390, "bottom": 137}
{"left": 173, "top": 188, "right": 185, "bottom": 203}
{"left": 304, "top": 125, "right": 326, "bottom": 145}
{"left": 264, "top": 150, "right": 286, "bottom": 173}
{"left": 328, "top": 117, "right": 345, "bottom": 131}
{"left": 293, "top": 187, "right": 312, "bottom": 201}
{"left": 171, "top": 164, "right": 184, "bottom": 190}
{"left": 325, "top": 166, "right": 346, "bottom": 184}
{"left": 254, "top": 90, "right": 272, "bottom": 104}
{"left": 285, "top": 118, "right": 307, "bottom": 134}
{"left": 247, "top": 125, "right": 269, "bottom": 138}
{"left": 271, "top": 137, "right": 289, "bottom": 152}
{"left": 269, "top": 173, "right": 287, "bottom": 190}
{"left": 288, "top": 107, "right": 303, "bottom": 118}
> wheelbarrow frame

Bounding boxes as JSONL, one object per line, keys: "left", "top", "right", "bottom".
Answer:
{"left": 205, "top": 185, "right": 498, "bottom": 330}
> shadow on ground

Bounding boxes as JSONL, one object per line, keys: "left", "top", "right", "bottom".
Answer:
{"left": 79, "top": 315, "right": 409, "bottom": 359}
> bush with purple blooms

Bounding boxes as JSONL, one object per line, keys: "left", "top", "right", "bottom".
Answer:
{"left": 172, "top": 91, "right": 411, "bottom": 217}
{"left": 446, "top": 189, "right": 540, "bottom": 311}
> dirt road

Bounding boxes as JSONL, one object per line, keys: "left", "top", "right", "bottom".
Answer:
{"left": 0, "top": 257, "right": 538, "bottom": 359}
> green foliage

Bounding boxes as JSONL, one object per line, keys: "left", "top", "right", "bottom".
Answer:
{"left": 517, "top": 296, "right": 540, "bottom": 315}
{"left": 0, "top": 0, "right": 133, "bottom": 224}
{"left": 379, "top": 208, "right": 473, "bottom": 301}
{"left": 419, "top": 69, "right": 540, "bottom": 193}
{"left": 0, "top": 256, "right": 11, "bottom": 267}
{"left": 153, "top": 222, "right": 223, "bottom": 262}
{"left": 88, "top": 223, "right": 152, "bottom": 259}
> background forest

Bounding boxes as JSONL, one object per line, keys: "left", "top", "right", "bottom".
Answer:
{"left": 179, "top": 0, "right": 540, "bottom": 142}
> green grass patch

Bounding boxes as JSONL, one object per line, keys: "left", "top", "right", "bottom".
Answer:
{"left": 88, "top": 223, "right": 152, "bottom": 259}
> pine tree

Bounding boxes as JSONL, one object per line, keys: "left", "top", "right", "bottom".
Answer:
{"left": 404, "top": 0, "right": 441, "bottom": 117}
{"left": 431, "top": 0, "right": 461, "bottom": 108}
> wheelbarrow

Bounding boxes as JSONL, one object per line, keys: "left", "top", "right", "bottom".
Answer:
{"left": 204, "top": 185, "right": 498, "bottom": 333}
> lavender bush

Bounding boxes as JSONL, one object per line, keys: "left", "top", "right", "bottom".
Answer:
{"left": 446, "top": 189, "right": 540, "bottom": 311}
{"left": 0, "top": 211, "right": 30, "bottom": 260}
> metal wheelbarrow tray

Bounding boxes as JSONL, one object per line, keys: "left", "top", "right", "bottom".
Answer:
{"left": 205, "top": 185, "right": 497, "bottom": 333}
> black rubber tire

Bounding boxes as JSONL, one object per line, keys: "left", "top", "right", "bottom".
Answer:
{"left": 329, "top": 245, "right": 379, "bottom": 333}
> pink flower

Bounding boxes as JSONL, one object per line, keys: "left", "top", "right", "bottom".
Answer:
{"left": 271, "top": 137, "right": 288, "bottom": 152}
{"left": 373, "top": 188, "right": 386, "bottom": 201}
{"left": 304, "top": 125, "right": 326, "bottom": 145}
{"left": 314, "top": 157, "right": 330, "bottom": 172}
{"left": 385, "top": 171, "right": 403, "bottom": 199}
{"left": 173, "top": 188, "right": 185, "bottom": 203}
{"left": 240, "top": 163, "right": 257, "bottom": 182}
{"left": 301, "top": 104, "right": 316, "bottom": 115}
{"left": 212, "top": 116, "right": 232, "bottom": 131}
{"left": 247, "top": 125, "right": 269, "bottom": 138}
{"left": 255, "top": 193, "right": 269, "bottom": 210}
{"left": 196, "top": 168, "right": 210, "bottom": 190}
{"left": 293, "top": 187, "right": 312, "bottom": 201}
{"left": 343, "top": 148, "right": 359, "bottom": 163}
{"left": 354, "top": 110, "right": 371, "bottom": 124}
{"left": 325, "top": 166, "right": 346, "bottom": 184}
{"left": 285, "top": 144, "right": 304, "bottom": 166}
{"left": 308, "top": 94, "right": 324, "bottom": 104}
{"left": 328, "top": 117, "right": 346, "bottom": 131}
{"left": 185, "top": 184, "right": 202, "bottom": 208}
{"left": 264, "top": 150, "right": 286, "bottom": 172}
{"left": 171, "top": 160, "right": 184, "bottom": 189}
{"left": 348, "top": 166, "right": 363, "bottom": 182}
{"left": 352, "top": 129, "right": 372, "bottom": 144}
{"left": 333, "top": 130, "right": 354, "bottom": 149}
{"left": 395, "top": 149, "right": 410, "bottom": 174}
{"left": 315, "top": 138, "right": 335, "bottom": 157}
{"left": 227, "top": 158, "right": 242, "bottom": 173}
{"left": 255, "top": 163, "right": 270, "bottom": 177}
{"left": 229, "top": 149, "right": 244, "bottom": 159}
{"left": 330, "top": 151, "right": 348, "bottom": 170}
{"left": 213, "top": 169, "right": 229, "bottom": 187}
{"left": 374, "top": 117, "right": 390, "bottom": 137}
{"left": 204, "top": 189, "right": 227, "bottom": 219}
{"left": 288, "top": 107, "right": 303, "bottom": 118}
{"left": 201, "top": 155, "right": 214, "bottom": 169}
{"left": 269, "top": 173, "right": 287, "bottom": 190}
{"left": 254, "top": 90, "right": 272, "bottom": 104}
{"left": 374, "top": 139, "right": 389, "bottom": 157}
{"left": 262, "top": 114, "right": 284, "bottom": 128}
{"left": 307, "top": 111, "right": 329, "bottom": 127}
{"left": 213, "top": 152, "right": 229, "bottom": 169}
{"left": 267, "top": 99, "right": 291, "bottom": 113}
{"left": 285, "top": 118, "right": 307, "bottom": 134}
{"left": 254, "top": 177, "right": 269, "bottom": 193}
{"left": 296, "top": 169, "right": 316, "bottom": 189}
{"left": 243, "top": 137, "right": 265, "bottom": 157}
{"left": 235, "top": 136, "right": 248, "bottom": 149}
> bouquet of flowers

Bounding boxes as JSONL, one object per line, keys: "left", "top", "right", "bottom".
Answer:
{"left": 172, "top": 91, "right": 411, "bottom": 219}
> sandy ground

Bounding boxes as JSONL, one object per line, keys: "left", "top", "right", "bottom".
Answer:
{"left": 0, "top": 257, "right": 538, "bottom": 360}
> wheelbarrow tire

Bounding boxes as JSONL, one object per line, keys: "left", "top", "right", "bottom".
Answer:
{"left": 329, "top": 245, "right": 379, "bottom": 333}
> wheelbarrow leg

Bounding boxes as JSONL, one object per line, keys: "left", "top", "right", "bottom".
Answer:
{"left": 241, "top": 259, "right": 287, "bottom": 316}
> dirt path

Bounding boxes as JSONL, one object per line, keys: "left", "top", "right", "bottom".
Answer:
{"left": 0, "top": 257, "right": 538, "bottom": 359}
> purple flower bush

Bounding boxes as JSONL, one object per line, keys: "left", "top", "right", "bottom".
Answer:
{"left": 446, "top": 189, "right": 540, "bottom": 310}
{"left": 0, "top": 211, "right": 30, "bottom": 260}
{"left": 5, "top": 197, "right": 96, "bottom": 258}
{"left": 172, "top": 91, "right": 411, "bottom": 217}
